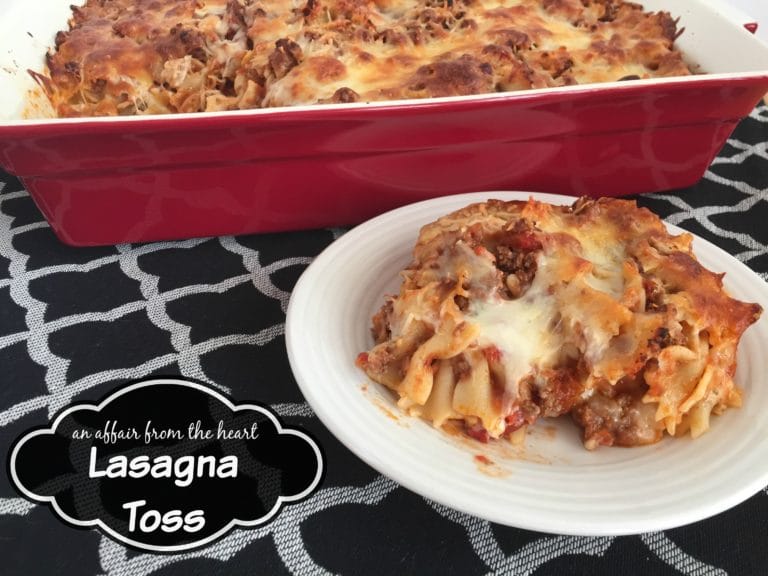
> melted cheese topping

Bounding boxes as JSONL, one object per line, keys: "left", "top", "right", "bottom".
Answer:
{"left": 357, "top": 197, "right": 761, "bottom": 449}
{"left": 40, "top": 0, "right": 692, "bottom": 116}
{"left": 468, "top": 254, "right": 560, "bottom": 396}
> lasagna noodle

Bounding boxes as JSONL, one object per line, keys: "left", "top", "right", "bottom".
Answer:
{"left": 356, "top": 198, "right": 762, "bottom": 449}
{"left": 41, "top": 0, "right": 692, "bottom": 116}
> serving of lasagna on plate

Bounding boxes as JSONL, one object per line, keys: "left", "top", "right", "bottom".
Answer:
{"left": 356, "top": 198, "right": 762, "bottom": 450}
{"left": 37, "top": 0, "right": 692, "bottom": 116}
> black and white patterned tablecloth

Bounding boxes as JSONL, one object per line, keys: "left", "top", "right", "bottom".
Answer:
{"left": 1, "top": 104, "right": 767, "bottom": 576}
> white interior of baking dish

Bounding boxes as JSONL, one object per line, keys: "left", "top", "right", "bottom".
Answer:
{"left": 0, "top": 0, "right": 767, "bottom": 125}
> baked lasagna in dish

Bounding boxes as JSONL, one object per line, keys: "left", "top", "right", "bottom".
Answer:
{"left": 356, "top": 198, "right": 762, "bottom": 449}
{"left": 39, "top": 0, "right": 692, "bottom": 116}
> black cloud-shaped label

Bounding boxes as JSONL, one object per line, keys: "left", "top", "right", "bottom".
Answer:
{"left": 7, "top": 378, "right": 324, "bottom": 552}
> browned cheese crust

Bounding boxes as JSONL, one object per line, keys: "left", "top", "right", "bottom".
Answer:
{"left": 40, "top": 0, "right": 692, "bottom": 116}
{"left": 356, "top": 198, "right": 761, "bottom": 449}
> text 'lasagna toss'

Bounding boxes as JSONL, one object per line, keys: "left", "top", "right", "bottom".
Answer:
{"left": 356, "top": 198, "right": 762, "bottom": 450}
{"left": 36, "top": 0, "right": 691, "bottom": 116}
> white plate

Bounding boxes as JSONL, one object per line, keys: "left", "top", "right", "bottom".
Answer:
{"left": 285, "top": 191, "right": 768, "bottom": 536}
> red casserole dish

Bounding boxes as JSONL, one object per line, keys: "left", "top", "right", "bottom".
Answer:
{"left": 0, "top": 0, "right": 766, "bottom": 246}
